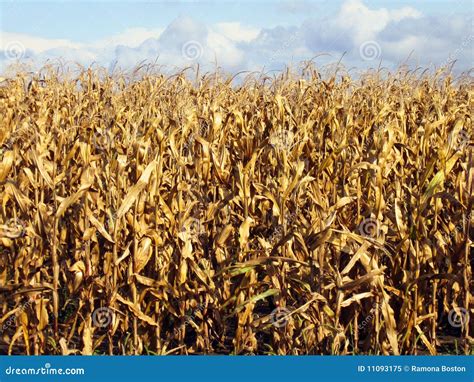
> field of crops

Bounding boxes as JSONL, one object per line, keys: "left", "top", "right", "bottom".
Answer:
{"left": 0, "top": 66, "right": 472, "bottom": 355}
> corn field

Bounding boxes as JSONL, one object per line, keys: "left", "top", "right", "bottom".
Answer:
{"left": 0, "top": 65, "right": 472, "bottom": 355}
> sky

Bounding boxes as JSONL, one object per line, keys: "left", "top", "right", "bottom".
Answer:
{"left": 0, "top": 0, "right": 473, "bottom": 74}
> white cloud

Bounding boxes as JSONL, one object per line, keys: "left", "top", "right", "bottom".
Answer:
{"left": 391, "top": 7, "right": 423, "bottom": 22}
{"left": 213, "top": 23, "right": 260, "bottom": 42}
{"left": 108, "top": 16, "right": 248, "bottom": 72}
{"left": 277, "top": 0, "right": 319, "bottom": 14}
{"left": 207, "top": 31, "right": 245, "bottom": 68}
{"left": 0, "top": 32, "right": 82, "bottom": 54}
{"left": 92, "top": 28, "right": 164, "bottom": 49}
{"left": 0, "top": 1, "right": 472, "bottom": 75}
{"left": 334, "top": 0, "right": 422, "bottom": 43}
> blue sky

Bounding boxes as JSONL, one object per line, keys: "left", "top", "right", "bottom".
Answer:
{"left": 0, "top": 0, "right": 472, "bottom": 74}
{"left": 1, "top": 1, "right": 466, "bottom": 41}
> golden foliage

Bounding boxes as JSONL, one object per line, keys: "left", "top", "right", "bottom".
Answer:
{"left": 0, "top": 66, "right": 472, "bottom": 355}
